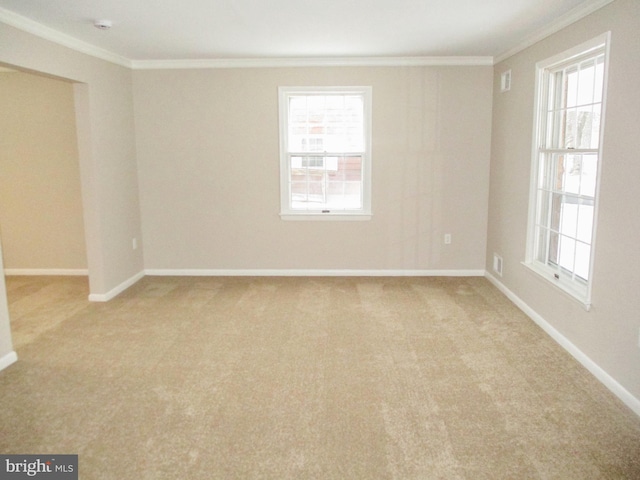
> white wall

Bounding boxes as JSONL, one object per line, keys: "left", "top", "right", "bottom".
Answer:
{"left": 133, "top": 66, "right": 493, "bottom": 272}
{"left": 0, "top": 236, "right": 17, "bottom": 370}
{"left": 487, "top": 0, "right": 640, "bottom": 406}
{"left": 2, "top": 2, "right": 636, "bottom": 416}
{"left": 0, "top": 22, "right": 145, "bottom": 364}
{"left": 0, "top": 70, "right": 87, "bottom": 271}
{"left": 0, "top": 23, "right": 144, "bottom": 296}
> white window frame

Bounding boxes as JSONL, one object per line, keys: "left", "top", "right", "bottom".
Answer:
{"left": 524, "top": 33, "right": 610, "bottom": 309}
{"left": 278, "top": 86, "right": 372, "bottom": 221}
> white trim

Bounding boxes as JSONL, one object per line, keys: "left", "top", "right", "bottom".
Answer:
{"left": 279, "top": 86, "right": 373, "bottom": 218}
{"left": 0, "top": 7, "right": 131, "bottom": 68}
{"left": 485, "top": 271, "right": 640, "bottom": 418}
{"left": 521, "top": 262, "right": 591, "bottom": 311}
{"left": 280, "top": 214, "right": 372, "bottom": 221}
{"left": 4, "top": 268, "right": 88, "bottom": 276}
{"left": 524, "top": 33, "right": 610, "bottom": 310}
{"left": 494, "top": 0, "right": 614, "bottom": 64}
{"left": 88, "top": 270, "right": 144, "bottom": 302}
{"left": 131, "top": 56, "right": 493, "bottom": 70}
{"left": 536, "top": 32, "right": 609, "bottom": 70}
{"left": 145, "top": 269, "right": 485, "bottom": 277}
{"left": 0, "top": 351, "right": 18, "bottom": 372}
{"left": 0, "top": 0, "right": 612, "bottom": 70}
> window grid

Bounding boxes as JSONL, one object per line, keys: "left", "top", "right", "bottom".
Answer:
{"left": 528, "top": 39, "right": 607, "bottom": 306}
{"left": 279, "top": 87, "right": 372, "bottom": 217}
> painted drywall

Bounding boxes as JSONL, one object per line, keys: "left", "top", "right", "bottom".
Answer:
{"left": 0, "top": 236, "right": 16, "bottom": 371}
{"left": 133, "top": 66, "right": 493, "bottom": 271}
{"left": 487, "top": 0, "right": 640, "bottom": 402}
{"left": 0, "top": 23, "right": 144, "bottom": 295}
{"left": 0, "top": 71, "right": 87, "bottom": 271}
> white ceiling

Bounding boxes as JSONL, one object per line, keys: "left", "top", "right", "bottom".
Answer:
{"left": 0, "top": 0, "right": 611, "bottom": 65}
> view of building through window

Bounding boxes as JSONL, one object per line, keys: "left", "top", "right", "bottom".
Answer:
{"left": 280, "top": 89, "right": 370, "bottom": 214}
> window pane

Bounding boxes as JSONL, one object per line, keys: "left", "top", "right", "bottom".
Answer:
{"left": 561, "top": 155, "right": 581, "bottom": 194}
{"left": 554, "top": 63, "right": 603, "bottom": 149}
{"left": 577, "top": 59, "right": 596, "bottom": 106}
{"left": 560, "top": 199, "right": 579, "bottom": 238}
{"left": 288, "top": 155, "right": 363, "bottom": 211}
{"left": 565, "top": 67, "right": 578, "bottom": 108}
{"left": 326, "top": 182, "right": 362, "bottom": 209}
{"left": 291, "top": 177, "right": 325, "bottom": 208}
{"left": 288, "top": 94, "right": 364, "bottom": 153}
{"left": 574, "top": 241, "right": 591, "bottom": 281}
{"left": 576, "top": 105, "right": 598, "bottom": 148}
{"left": 563, "top": 108, "right": 578, "bottom": 148}
{"left": 558, "top": 235, "right": 576, "bottom": 272}
{"left": 587, "top": 104, "right": 601, "bottom": 149}
{"left": 579, "top": 154, "right": 598, "bottom": 197}
{"left": 342, "top": 156, "right": 362, "bottom": 181}
{"left": 576, "top": 202, "right": 594, "bottom": 244}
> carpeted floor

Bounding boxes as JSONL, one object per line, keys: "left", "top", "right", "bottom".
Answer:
{"left": 1, "top": 275, "right": 639, "bottom": 479}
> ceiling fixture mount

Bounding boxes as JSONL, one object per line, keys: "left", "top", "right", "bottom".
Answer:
{"left": 93, "top": 19, "right": 112, "bottom": 30}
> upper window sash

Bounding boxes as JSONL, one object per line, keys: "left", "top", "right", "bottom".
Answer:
{"left": 540, "top": 52, "right": 605, "bottom": 152}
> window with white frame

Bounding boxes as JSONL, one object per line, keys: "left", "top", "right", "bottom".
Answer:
{"left": 526, "top": 34, "right": 609, "bottom": 307}
{"left": 278, "top": 86, "right": 372, "bottom": 219}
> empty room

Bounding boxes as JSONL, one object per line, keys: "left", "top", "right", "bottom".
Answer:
{"left": 0, "top": 0, "right": 639, "bottom": 478}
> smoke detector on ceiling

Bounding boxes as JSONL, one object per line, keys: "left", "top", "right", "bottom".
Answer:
{"left": 93, "top": 19, "right": 112, "bottom": 30}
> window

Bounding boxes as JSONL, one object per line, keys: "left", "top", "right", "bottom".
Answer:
{"left": 526, "top": 33, "right": 609, "bottom": 308}
{"left": 279, "top": 86, "right": 372, "bottom": 220}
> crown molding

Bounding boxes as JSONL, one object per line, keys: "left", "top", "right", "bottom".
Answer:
{"left": 131, "top": 55, "right": 493, "bottom": 70}
{"left": 494, "top": 0, "right": 614, "bottom": 64}
{"left": 0, "top": 8, "right": 492, "bottom": 71}
{"left": 0, "top": 7, "right": 131, "bottom": 68}
{"left": 1, "top": 0, "right": 613, "bottom": 70}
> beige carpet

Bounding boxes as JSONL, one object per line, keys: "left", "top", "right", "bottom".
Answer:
{"left": 1, "top": 275, "right": 639, "bottom": 479}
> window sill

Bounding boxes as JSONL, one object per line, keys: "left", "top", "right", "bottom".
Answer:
{"left": 521, "top": 261, "right": 592, "bottom": 311}
{"left": 280, "top": 213, "right": 372, "bottom": 221}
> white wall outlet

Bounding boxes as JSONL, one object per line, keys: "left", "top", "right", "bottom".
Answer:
{"left": 493, "top": 253, "right": 503, "bottom": 276}
{"left": 132, "top": 238, "right": 138, "bottom": 250}
{"left": 444, "top": 234, "right": 452, "bottom": 245}
{"left": 501, "top": 70, "right": 512, "bottom": 92}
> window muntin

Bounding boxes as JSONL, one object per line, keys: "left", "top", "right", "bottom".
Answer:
{"left": 527, "top": 35, "right": 608, "bottom": 307}
{"left": 279, "top": 87, "right": 372, "bottom": 218}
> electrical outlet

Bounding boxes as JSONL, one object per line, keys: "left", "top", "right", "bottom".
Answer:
{"left": 493, "top": 254, "right": 503, "bottom": 276}
{"left": 132, "top": 238, "right": 138, "bottom": 250}
{"left": 501, "top": 70, "right": 512, "bottom": 92}
{"left": 444, "top": 234, "right": 452, "bottom": 245}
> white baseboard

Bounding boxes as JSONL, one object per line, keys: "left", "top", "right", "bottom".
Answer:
{"left": 0, "top": 351, "right": 18, "bottom": 372}
{"left": 88, "top": 270, "right": 144, "bottom": 302}
{"left": 145, "top": 269, "right": 486, "bottom": 277}
{"left": 4, "top": 269, "right": 88, "bottom": 276}
{"left": 485, "top": 271, "right": 640, "bottom": 418}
